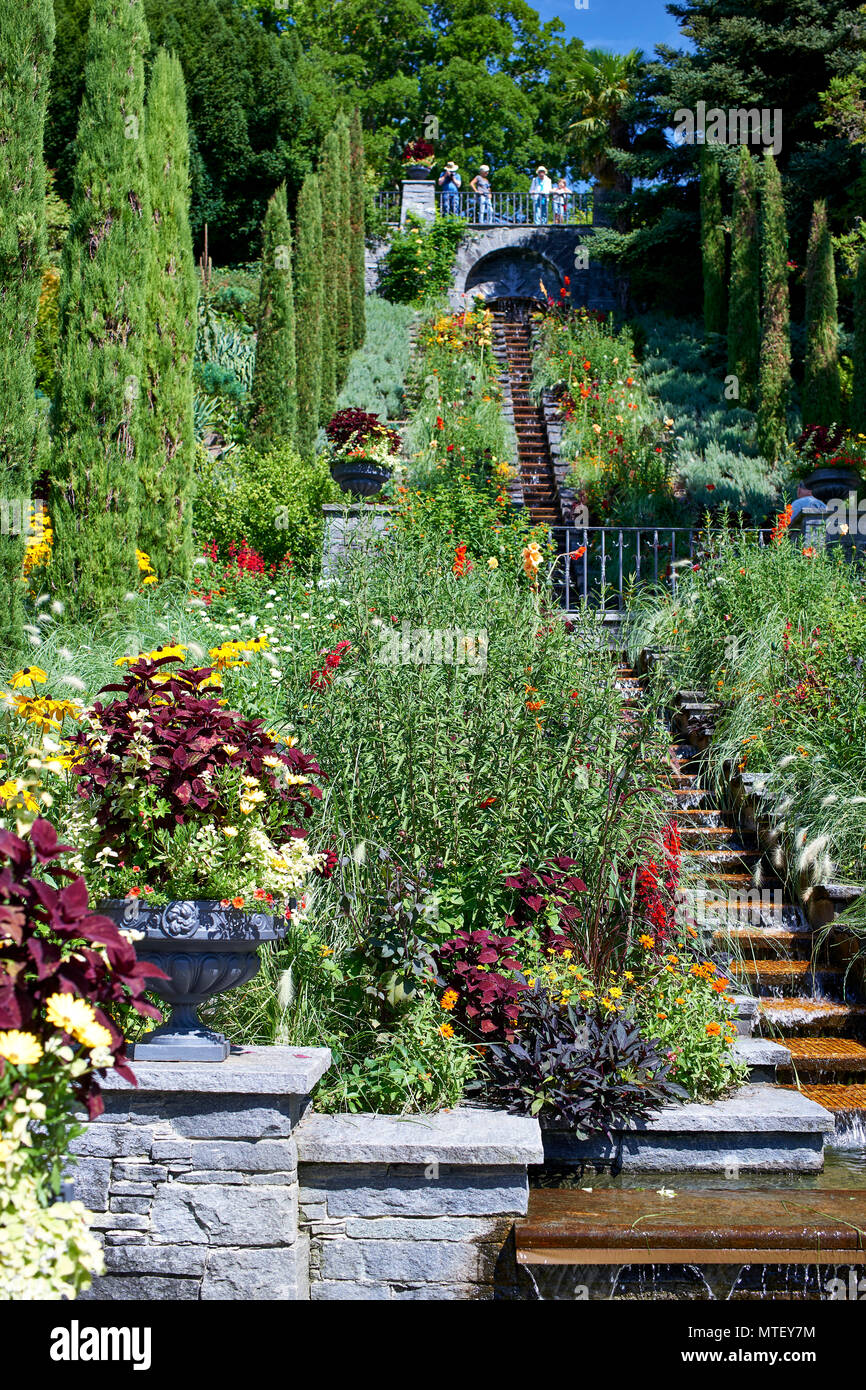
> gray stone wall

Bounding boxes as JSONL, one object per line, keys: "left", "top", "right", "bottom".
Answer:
{"left": 296, "top": 1110, "right": 543, "bottom": 1300}
{"left": 72, "top": 1048, "right": 329, "bottom": 1301}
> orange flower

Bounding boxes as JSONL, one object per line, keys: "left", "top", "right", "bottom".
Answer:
{"left": 440, "top": 989, "right": 459, "bottom": 1011}
{"left": 705, "top": 1022, "right": 721, "bottom": 1037}
{"left": 232, "top": 896, "right": 245, "bottom": 909}
{"left": 438, "top": 1022, "right": 455, "bottom": 1039}
{"left": 571, "top": 545, "right": 586, "bottom": 559}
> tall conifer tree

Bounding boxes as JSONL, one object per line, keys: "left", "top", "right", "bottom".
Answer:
{"left": 51, "top": 0, "right": 150, "bottom": 611}
{"left": 335, "top": 113, "right": 353, "bottom": 388}
{"left": 349, "top": 107, "right": 366, "bottom": 352}
{"left": 139, "top": 49, "right": 197, "bottom": 581}
{"left": 0, "top": 0, "right": 54, "bottom": 645}
{"left": 802, "top": 200, "right": 841, "bottom": 426}
{"left": 853, "top": 246, "right": 866, "bottom": 435}
{"left": 757, "top": 152, "right": 791, "bottom": 463}
{"left": 294, "top": 174, "right": 324, "bottom": 457}
{"left": 250, "top": 184, "right": 297, "bottom": 447}
{"left": 318, "top": 129, "right": 340, "bottom": 425}
{"left": 700, "top": 142, "right": 726, "bottom": 334}
{"left": 727, "top": 147, "right": 760, "bottom": 409}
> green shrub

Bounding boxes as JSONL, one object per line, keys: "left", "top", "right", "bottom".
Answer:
{"left": 338, "top": 296, "right": 414, "bottom": 421}
{"left": 193, "top": 441, "right": 337, "bottom": 567}
{"left": 379, "top": 214, "right": 466, "bottom": 305}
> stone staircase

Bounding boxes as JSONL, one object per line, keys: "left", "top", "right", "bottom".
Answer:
{"left": 491, "top": 308, "right": 562, "bottom": 526}
{"left": 616, "top": 662, "right": 866, "bottom": 1134}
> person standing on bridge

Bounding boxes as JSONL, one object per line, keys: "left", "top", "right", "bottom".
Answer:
{"left": 438, "top": 161, "right": 462, "bottom": 216}
{"left": 530, "top": 166, "right": 552, "bottom": 225}
{"left": 470, "top": 165, "right": 493, "bottom": 224}
{"left": 552, "top": 176, "right": 572, "bottom": 225}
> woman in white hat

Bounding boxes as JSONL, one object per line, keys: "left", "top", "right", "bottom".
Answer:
{"left": 438, "top": 161, "right": 462, "bottom": 216}
{"left": 529, "top": 165, "right": 552, "bottom": 225}
{"left": 470, "top": 164, "right": 493, "bottom": 224}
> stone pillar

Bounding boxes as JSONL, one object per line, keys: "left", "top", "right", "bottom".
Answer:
{"left": 321, "top": 502, "right": 392, "bottom": 580}
{"left": 297, "top": 1109, "right": 543, "bottom": 1300}
{"left": 400, "top": 180, "right": 436, "bottom": 225}
{"left": 71, "top": 1047, "right": 330, "bottom": 1301}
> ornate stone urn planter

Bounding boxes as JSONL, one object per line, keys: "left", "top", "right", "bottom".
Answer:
{"left": 100, "top": 898, "right": 287, "bottom": 1062}
{"left": 329, "top": 457, "right": 393, "bottom": 497}
{"left": 403, "top": 164, "right": 433, "bottom": 180}
{"left": 802, "top": 465, "right": 863, "bottom": 504}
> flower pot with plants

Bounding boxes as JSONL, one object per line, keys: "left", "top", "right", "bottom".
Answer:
{"left": 792, "top": 424, "right": 865, "bottom": 503}
{"left": 402, "top": 139, "right": 436, "bottom": 180}
{"left": 67, "top": 656, "right": 330, "bottom": 1061}
{"left": 325, "top": 408, "right": 402, "bottom": 497}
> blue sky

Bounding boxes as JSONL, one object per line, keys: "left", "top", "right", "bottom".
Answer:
{"left": 532, "top": 0, "right": 688, "bottom": 57}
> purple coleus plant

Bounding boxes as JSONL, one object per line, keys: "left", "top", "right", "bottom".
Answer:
{"left": 71, "top": 658, "right": 324, "bottom": 856}
{"left": 436, "top": 929, "right": 527, "bottom": 1043}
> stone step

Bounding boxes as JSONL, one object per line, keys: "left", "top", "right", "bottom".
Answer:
{"left": 780, "top": 1083, "right": 866, "bottom": 1117}
{"left": 539, "top": 1083, "right": 833, "bottom": 1172}
{"left": 713, "top": 927, "right": 811, "bottom": 956}
{"left": 779, "top": 1037, "right": 866, "bottom": 1080}
{"left": 758, "top": 997, "right": 866, "bottom": 1035}
{"left": 734, "top": 959, "right": 842, "bottom": 994}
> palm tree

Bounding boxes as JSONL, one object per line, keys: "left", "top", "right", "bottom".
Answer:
{"left": 566, "top": 47, "right": 644, "bottom": 197}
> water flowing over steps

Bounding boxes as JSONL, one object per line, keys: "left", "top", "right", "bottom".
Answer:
{"left": 615, "top": 663, "right": 866, "bottom": 1129}
{"left": 491, "top": 309, "right": 562, "bottom": 525}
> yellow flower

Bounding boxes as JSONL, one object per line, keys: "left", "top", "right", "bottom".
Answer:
{"left": 609, "top": 986, "right": 623, "bottom": 999}
{"left": 0, "top": 1030, "right": 43, "bottom": 1066}
{"left": 319, "top": 945, "right": 334, "bottom": 958}
{"left": 638, "top": 934, "right": 655, "bottom": 949}
{"left": 45, "top": 992, "right": 97, "bottom": 1041}
{"left": 487, "top": 557, "right": 499, "bottom": 569}
{"left": 438, "top": 1022, "right": 455, "bottom": 1039}
{"left": 79, "top": 1022, "right": 113, "bottom": 1051}
{"left": 0, "top": 778, "right": 39, "bottom": 813}
{"left": 9, "top": 667, "right": 47, "bottom": 690}
{"left": 440, "top": 989, "right": 459, "bottom": 1011}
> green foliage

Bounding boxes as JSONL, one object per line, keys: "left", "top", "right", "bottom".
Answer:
{"left": 639, "top": 314, "right": 781, "bottom": 523}
{"left": 700, "top": 145, "right": 726, "bottom": 333}
{"left": 334, "top": 113, "right": 353, "bottom": 389}
{"left": 318, "top": 129, "right": 340, "bottom": 426}
{"left": 48, "top": 0, "right": 315, "bottom": 261}
{"left": 380, "top": 214, "right": 466, "bottom": 305}
{"left": 193, "top": 441, "right": 336, "bottom": 568}
{"left": 0, "top": 0, "right": 53, "bottom": 648}
{"left": 139, "top": 49, "right": 197, "bottom": 584}
{"left": 854, "top": 244, "right": 866, "bottom": 434}
{"left": 50, "top": 0, "right": 151, "bottom": 614}
{"left": 628, "top": 533, "right": 866, "bottom": 889}
{"left": 727, "top": 148, "right": 760, "bottom": 410}
{"left": 349, "top": 107, "right": 366, "bottom": 352}
{"left": 757, "top": 152, "right": 792, "bottom": 464}
{"left": 803, "top": 200, "right": 841, "bottom": 425}
{"left": 294, "top": 174, "right": 324, "bottom": 456}
{"left": 250, "top": 185, "right": 297, "bottom": 448}
{"left": 338, "top": 296, "right": 414, "bottom": 422}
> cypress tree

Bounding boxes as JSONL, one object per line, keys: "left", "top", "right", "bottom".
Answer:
{"left": 349, "top": 107, "right": 366, "bottom": 352}
{"left": 757, "top": 151, "right": 792, "bottom": 463}
{"left": 318, "top": 129, "right": 340, "bottom": 426}
{"left": 50, "top": 0, "right": 150, "bottom": 611}
{"left": 335, "top": 113, "right": 353, "bottom": 389}
{"left": 250, "top": 184, "right": 297, "bottom": 447}
{"left": 0, "top": 0, "right": 54, "bottom": 646}
{"left": 139, "top": 48, "right": 197, "bottom": 583}
{"left": 853, "top": 245, "right": 866, "bottom": 435}
{"left": 700, "top": 142, "right": 726, "bottom": 335}
{"left": 802, "top": 200, "right": 841, "bottom": 426}
{"left": 294, "top": 174, "right": 323, "bottom": 457}
{"left": 727, "top": 147, "right": 760, "bottom": 410}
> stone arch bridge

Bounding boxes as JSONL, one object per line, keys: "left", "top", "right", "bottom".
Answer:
{"left": 448, "top": 225, "right": 617, "bottom": 312}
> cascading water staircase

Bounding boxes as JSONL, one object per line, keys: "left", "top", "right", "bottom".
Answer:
{"left": 490, "top": 303, "right": 562, "bottom": 526}
{"left": 504, "top": 661, "right": 866, "bottom": 1300}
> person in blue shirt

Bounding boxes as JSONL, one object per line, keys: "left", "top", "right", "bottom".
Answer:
{"left": 438, "top": 162, "right": 462, "bottom": 216}
{"left": 788, "top": 482, "right": 828, "bottom": 524}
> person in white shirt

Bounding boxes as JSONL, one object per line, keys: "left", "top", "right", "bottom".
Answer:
{"left": 529, "top": 166, "right": 552, "bottom": 224}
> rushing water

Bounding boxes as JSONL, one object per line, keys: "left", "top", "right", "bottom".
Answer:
{"left": 504, "top": 1145, "right": 866, "bottom": 1301}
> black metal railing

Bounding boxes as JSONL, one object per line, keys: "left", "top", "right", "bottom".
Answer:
{"left": 435, "top": 190, "right": 592, "bottom": 227}
{"left": 548, "top": 527, "right": 761, "bottom": 610}
{"left": 374, "top": 189, "right": 401, "bottom": 223}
